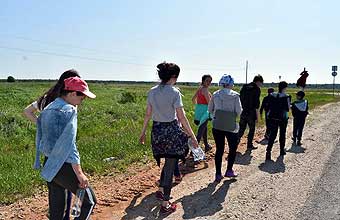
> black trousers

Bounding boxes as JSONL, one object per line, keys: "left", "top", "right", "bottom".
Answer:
{"left": 292, "top": 117, "right": 306, "bottom": 141}
{"left": 196, "top": 120, "right": 209, "bottom": 148}
{"left": 159, "top": 158, "right": 177, "bottom": 201}
{"left": 47, "top": 163, "right": 96, "bottom": 220}
{"left": 264, "top": 114, "right": 271, "bottom": 139}
{"left": 238, "top": 111, "right": 256, "bottom": 147}
{"left": 212, "top": 128, "right": 239, "bottom": 175}
{"left": 266, "top": 119, "right": 288, "bottom": 153}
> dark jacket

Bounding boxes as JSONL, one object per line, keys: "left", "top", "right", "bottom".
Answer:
{"left": 291, "top": 100, "right": 309, "bottom": 119}
{"left": 260, "top": 95, "right": 270, "bottom": 115}
{"left": 240, "top": 82, "right": 261, "bottom": 113}
{"left": 267, "top": 92, "right": 291, "bottom": 121}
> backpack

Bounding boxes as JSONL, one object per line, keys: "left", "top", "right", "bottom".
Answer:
{"left": 240, "top": 83, "right": 259, "bottom": 111}
{"left": 267, "top": 94, "right": 288, "bottom": 121}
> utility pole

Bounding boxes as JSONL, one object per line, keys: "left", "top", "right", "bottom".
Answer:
{"left": 245, "top": 60, "right": 248, "bottom": 84}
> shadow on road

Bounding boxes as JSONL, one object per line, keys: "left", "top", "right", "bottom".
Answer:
{"left": 122, "top": 179, "right": 237, "bottom": 220}
{"left": 122, "top": 191, "right": 165, "bottom": 220}
{"left": 234, "top": 149, "right": 253, "bottom": 165}
{"left": 122, "top": 159, "right": 210, "bottom": 220}
{"left": 287, "top": 144, "right": 306, "bottom": 154}
{"left": 258, "top": 156, "right": 286, "bottom": 174}
{"left": 178, "top": 179, "right": 237, "bottom": 219}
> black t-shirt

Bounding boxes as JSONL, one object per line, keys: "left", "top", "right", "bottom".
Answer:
{"left": 240, "top": 82, "right": 261, "bottom": 112}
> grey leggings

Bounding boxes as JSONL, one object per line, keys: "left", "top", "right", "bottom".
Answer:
{"left": 159, "top": 158, "right": 177, "bottom": 201}
{"left": 196, "top": 120, "right": 209, "bottom": 147}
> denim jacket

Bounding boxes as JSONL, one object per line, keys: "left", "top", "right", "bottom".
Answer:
{"left": 34, "top": 98, "right": 80, "bottom": 182}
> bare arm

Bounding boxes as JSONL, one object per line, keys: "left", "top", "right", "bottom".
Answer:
{"left": 192, "top": 87, "right": 201, "bottom": 104}
{"left": 139, "top": 104, "right": 152, "bottom": 144}
{"left": 176, "top": 107, "right": 198, "bottom": 148}
{"left": 201, "top": 87, "right": 211, "bottom": 104}
{"left": 72, "top": 164, "right": 89, "bottom": 188}
{"left": 23, "top": 104, "right": 38, "bottom": 124}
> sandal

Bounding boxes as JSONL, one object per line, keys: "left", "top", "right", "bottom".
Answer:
{"left": 160, "top": 202, "right": 177, "bottom": 214}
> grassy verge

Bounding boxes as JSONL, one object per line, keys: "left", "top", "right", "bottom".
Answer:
{"left": 0, "top": 82, "right": 339, "bottom": 204}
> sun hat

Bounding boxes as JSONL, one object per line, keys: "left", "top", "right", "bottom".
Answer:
{"left": 64, "top": 77, "right": 96, "bottom": 98}
{"left": 218, "top": 74, "right": 234, "bottom": 87}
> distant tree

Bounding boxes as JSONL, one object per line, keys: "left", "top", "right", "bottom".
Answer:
{"left": 7, "top": 76, "right": 15, "bottom": 83}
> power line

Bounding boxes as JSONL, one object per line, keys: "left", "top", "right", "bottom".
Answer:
{"left": 2, "top": 35, "right": 146, "bottom": 60}
{"left": 1, "top": 34, "right": 243, "bottom": 69}
{"left": 0, "top": 45, "right": 150, "bottom": 66}
{"left": 0, "top": 45, "right": 244, "bottom": 72}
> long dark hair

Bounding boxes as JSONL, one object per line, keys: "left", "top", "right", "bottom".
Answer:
{"left": 37, "top": 69, "right": 80, "bottom": 110}
{"left": 157, "top": 62, "right": 180, "bottom": 84}
{"left": 201, "top": 74, "right": 212, "bottom": 85}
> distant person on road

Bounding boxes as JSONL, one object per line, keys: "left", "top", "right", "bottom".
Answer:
{"left": 34, "top": 76, "right": 97, "bottom": 220}
{"left": 139, "top": 62, "right": 198, "bottom": 214}
{"left": 209, "top": 74, "right": 242, "bottom": 182}
{"left": 291, "top": 91, "right": 309, "bottom": 146}
{"left": 23, "top": 69, "right": 80, "bottom": 220}
{"left": 192, "top": 74, "right": 213, "bottom": 152}
{"left": 238, "top": 75, "right": 263, "bottom": 150}
{"left": 259, "top": 87, "right": 275, "bottom": 143}
{"left": 266, "top": 81, "right": 291, "bottom": 161}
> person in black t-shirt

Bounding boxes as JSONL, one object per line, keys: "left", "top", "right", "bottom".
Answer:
{"left": 259, "top": 87, "right": 275, "bottom": 142}
{"left": 266, "top": 81, "right": 291, "bottom": 161}
{"left": 238, "top": 75, "right": 263, "bottom": 150}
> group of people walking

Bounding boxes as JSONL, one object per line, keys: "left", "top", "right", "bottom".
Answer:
{"left": 139, "top": 62, "right": 309, "bottom": 214}
{"left": 24, "top": 62, "right": 309, "bottom": 219}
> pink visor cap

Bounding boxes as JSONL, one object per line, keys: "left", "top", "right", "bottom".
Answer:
{"left": 64, "top": 77, "right": 96, "bottom": 98}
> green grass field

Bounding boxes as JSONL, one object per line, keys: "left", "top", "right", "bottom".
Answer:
{"left": 0, "top": 81, "right": 339, "bottom": 205}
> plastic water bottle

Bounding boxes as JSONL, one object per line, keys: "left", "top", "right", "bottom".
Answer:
{"left": 188, "top": 139, "right": 205, "bottom": 161}
{"left": 71, "top": 188, "right": 85, "bottom": 218}
{"left": 103, "top": 157, "right": 116, "bottom": 162}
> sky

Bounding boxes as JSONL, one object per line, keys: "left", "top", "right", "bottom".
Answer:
{"left": 0, "top": 0, "right": 339, "bottom": 84}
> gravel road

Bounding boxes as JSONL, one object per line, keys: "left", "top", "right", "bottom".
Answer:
{"left": 120, "top": 102, "right": 340, "bottom": 220}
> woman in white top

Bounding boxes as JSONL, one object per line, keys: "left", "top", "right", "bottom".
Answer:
{"left": 23, "top": 69, "right": 80, "bottom": 220}
{"left": 209, "top": 74, "right": 242, "bottom": 182}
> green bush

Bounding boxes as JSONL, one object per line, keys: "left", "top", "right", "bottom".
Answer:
{"left": 7, "top": 76, "right": 15, "bottom": 83}
{"left": 118, "top": 91, "right": 136, "bottom": 104}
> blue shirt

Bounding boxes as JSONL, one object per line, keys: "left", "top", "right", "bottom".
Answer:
{"left": 34, "top": 98, "right": 80, "bottom": 182}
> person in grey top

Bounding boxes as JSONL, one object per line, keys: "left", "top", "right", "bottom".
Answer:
{"left": 209, "top": 74, "right": 242, "bottom": 182}
{"left": 139, "top": 62, "right": 198, "bottom": 214}
{"left": 147, "top": 84, "right": 183, "bottom": 122}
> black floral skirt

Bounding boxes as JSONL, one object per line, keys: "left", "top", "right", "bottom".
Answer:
{"left": 151, "top": 120, "right": 189, "bottom": 166}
